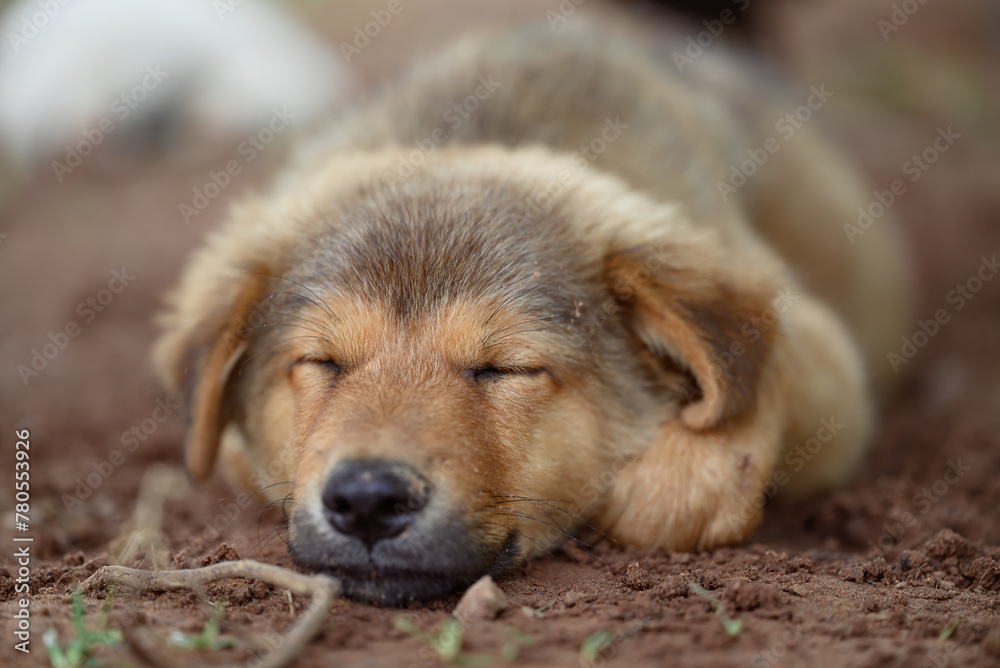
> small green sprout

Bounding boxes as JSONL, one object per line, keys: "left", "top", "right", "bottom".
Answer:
{"left": 169, "top": 598, "right": 238, "bottom": 651}
{"left": 939, "top": 618, "right": 961, "bottom": 641}
{"left": 688, "top": 581, "right": 743, "bottom": 638}
{"left": 520, "top": 598, "right": 556, "bottom": 619}
{"left": 579, "top": 629, "right": 616, "bottom": 663}
{"left": 393, "top": 616, "right": 491, "bottom": 666}
{"left": 44, "top": 586, "right": 124, "bottom": 668}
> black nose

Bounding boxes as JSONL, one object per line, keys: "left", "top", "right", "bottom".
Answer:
{"left": 321, "top": 461, "right": 430, "bottom": 549}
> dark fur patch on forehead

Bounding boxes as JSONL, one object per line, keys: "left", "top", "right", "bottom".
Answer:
{"left": 291, "top": 171, "right": 597, "bottom": 326}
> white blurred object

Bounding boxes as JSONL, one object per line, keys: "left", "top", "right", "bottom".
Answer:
{"left": 0, "top": 0, "right": 351, "bottom": 170}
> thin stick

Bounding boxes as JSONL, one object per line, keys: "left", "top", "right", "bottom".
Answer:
{"left": 82, "top": 560, "right": 340, "bottom": 668}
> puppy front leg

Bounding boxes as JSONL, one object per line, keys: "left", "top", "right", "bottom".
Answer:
{"left": 594, "top": 409, "right": 785, "bottom": 551}
{"left": 595, "top": 295, "right": 873, "bottom": 550}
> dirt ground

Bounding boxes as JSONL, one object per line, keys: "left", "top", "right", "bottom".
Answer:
{"left": 2, "top": 0, "right": 1000, "bottom": 666}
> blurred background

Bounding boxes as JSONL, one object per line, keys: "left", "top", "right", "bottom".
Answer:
{"left": 2, "top": 0, "right": 1000, "bottom": 557}
{"left": 2, "top": 0, "right": 1000, "bottom": 560}
{"left": 0, "top": 0, "right": 1000, "bottom": 665}
{"left": 0, "top": 0, "right": 999, "bottom": 663}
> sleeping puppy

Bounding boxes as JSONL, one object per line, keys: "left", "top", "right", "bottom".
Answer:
{"left": 154, "top": 18, "right": 912, "bottom": 604}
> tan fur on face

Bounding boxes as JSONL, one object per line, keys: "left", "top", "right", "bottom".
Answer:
{"left": 154, "top": 16, "right": 910, "bottom": 603}
{"left": 281, "top": 296, "right": 616, "bottom": 556}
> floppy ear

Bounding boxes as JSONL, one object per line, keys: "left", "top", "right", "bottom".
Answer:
{"left": 153, "top": 271, "right": 270, "bottom": 483}
{"left": 607, "top": 245, "right": 780, "bottom": 430}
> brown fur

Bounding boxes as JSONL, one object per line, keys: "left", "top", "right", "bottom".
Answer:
{"left": 154, "top": 18, "right": 911, "bottom": 604}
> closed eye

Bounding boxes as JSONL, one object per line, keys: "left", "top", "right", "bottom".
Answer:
{"left": 469, "top": 365, "right": 544, "bottom": 383}
{"left": 316, "top": 360, "right": 343, "bottom": 374}
{"left": 298, "top": 358, "right": 343, "bottom": 375}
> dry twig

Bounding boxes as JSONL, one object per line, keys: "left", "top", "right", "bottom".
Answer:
{"left": 81, "top": 559, "right": 340, "bottom": 668}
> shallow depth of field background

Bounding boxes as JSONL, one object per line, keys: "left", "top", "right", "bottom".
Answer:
{"left": 1, "top": 1, "right": 999, "bottom": 666}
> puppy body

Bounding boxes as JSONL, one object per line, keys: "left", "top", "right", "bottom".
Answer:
{"left": 292, "top": 21, "right": 912, "bottom": 391}
{"left": 156, "top": 20, "right": 911, "bottom": 603}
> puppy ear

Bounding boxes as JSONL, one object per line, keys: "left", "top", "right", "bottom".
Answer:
{"left": 154, "top": 271, "right": 269, "bottom": 482}
{"left": 607, "top": 245, "right": 780, "bottom": 430}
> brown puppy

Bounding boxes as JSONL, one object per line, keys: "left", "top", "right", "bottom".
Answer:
{"left": 154, "top": 19, "right": 911, "bottom": 604}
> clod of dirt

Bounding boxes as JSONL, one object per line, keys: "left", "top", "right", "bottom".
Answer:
{"left": 692, "top": 569, "right": 725, "bottom": 590}
{"left": 621, "top": 563, "right": 655, "bottom": 591}
{"left": 839, "top": 563, "right": 865, "bottom": 583}
{"left": 759, "top": 551, "right": 790, "bottom": 573}
{"left": 200, "top": 543, "right": 241, "bottom": 567}
{"left": 898, "top": 550, "right": 930, "bottom": 573}
{"left": 785, "top": 584, "right": 811, "bottom": 598}
{"left": 863, "top": 557, "right": 896, "bottom": 583}
{"left": 728, "top": 580, "right": 784, "bottom": 611}
{"left": 967, "top": 557, "right": 1000, "bottom": 591}
{"left": 252, "top": 580, "right": 273, "bottom": 599}
{"left": 839, "top": 557, "right": 897, "bottom": 584}
{"left": 789, "top": 556, "right": 815, "bottom": 573}
{"left": 453, "top": 575, "right": 509, "bottom": 622}
{"left": 652, "top": 575, "right": 692, "bottom": 600}
{"left": 211, "top": 577, "right": 257, "bottom": 605}
{"left": 62, "top": 550, "right": 87, "bottom": 566}
{"left": 212, "top": 577, "right": 271, "bottom": 606}
{"left": 924, "top": 528, "right": 972, "bottom": 560}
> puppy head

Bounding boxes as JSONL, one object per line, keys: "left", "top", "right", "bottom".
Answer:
{"left": 155, "top": 148, "right": 777, "bottom": 604}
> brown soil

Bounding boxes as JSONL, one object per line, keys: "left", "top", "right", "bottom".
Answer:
{"left": 2, "top": 0, "right": 999, "bottom": 666}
